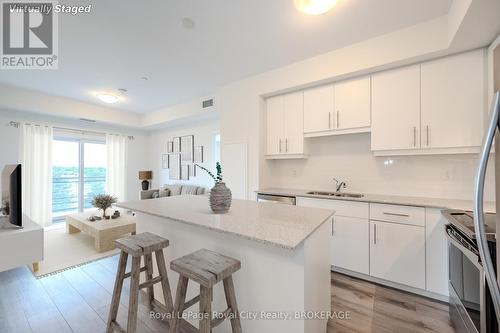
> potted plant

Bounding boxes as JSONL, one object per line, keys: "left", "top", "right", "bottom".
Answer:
{"left": 196, "top": 162, "right": 232, "bottom": 214}
{"left": 91, "top": 194, "right": 118, "bottom": 219}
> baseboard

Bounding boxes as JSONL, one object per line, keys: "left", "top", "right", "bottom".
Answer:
{"left": 331, "top": 266, "right": 450, "bottom": 303}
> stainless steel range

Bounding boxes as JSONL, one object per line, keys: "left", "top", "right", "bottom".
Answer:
{"left": 443, "top": 211, "right": 498, "bottom": 333}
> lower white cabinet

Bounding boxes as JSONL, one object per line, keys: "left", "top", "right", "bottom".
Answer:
{"left": 297, "top": 196, "right": 448, "bottom": 298}
{"left": 425, "top": 208, "right": 449, "bottom": 296}
{"left": 296, "top": 197, "right": 369, "bottom": 274}
{"left": 369, "top": 221, "right": 426, "bottom": 289}
{"left": 332, "top": 216, "right": 369, "bottom": 275}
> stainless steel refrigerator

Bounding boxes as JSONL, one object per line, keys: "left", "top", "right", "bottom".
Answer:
{"left": 474, "top": 44, "right": 500, "bottom": 325}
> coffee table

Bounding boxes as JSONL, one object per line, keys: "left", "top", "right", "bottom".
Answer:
{"left": 66, "top": 211, "right": 136, "bottom": 253}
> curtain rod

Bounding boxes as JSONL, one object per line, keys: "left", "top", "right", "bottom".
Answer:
{"left": 8, "top": 121, "right": 134, "bottom": 140}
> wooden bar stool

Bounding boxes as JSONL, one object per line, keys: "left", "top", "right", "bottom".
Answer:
{"left": 106, "top": 232, "right": 174, "bottom": 333}
{"left": 169, "top": 249, "right": 242, "bottom": 333}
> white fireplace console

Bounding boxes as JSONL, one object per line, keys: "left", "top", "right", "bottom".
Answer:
{"left": 0, "top": 215, "right": 43, "bottom": 272}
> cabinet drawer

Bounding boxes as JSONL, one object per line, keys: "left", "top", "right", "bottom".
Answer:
{"left": 297, "top": 197, "right": 368, "bottom": 219}
{"left": 370, "top": 203, "right": 424, "bottom": 226}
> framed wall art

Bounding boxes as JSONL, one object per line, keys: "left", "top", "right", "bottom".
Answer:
{"left": 181, "top": 164, "right": 189, "bottom": 180}
{"left": 194, "top": 146, "right": 204, "bottom": 163}
{"left": 161, "top": 154, "right": 169, "bottom": 169}
{"left": 180, "top": 135, "right": 194, "bottom": 163}
{"left": 173, "top": 137, "right": 181, "bottom": 153}
{"left": 167, "top": 141, "right": 174, "bottom": 153}
{"left": 168, "top": 154, "right": 181, "bottom": 180}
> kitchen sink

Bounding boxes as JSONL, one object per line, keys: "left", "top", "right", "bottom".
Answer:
{"left": 306, "top": 191, "right": 364, "bottom": 198}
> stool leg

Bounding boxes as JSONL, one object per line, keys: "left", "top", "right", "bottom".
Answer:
{"left": 223, "top": 276, "right": 242, "bottom": 333}
{"left": 170, "top": 275, "right": 189, "bottom": 333}
{"left": 144, "top": 253, "right": 155, "bottom": 305}
{"left": 155, "top": 249, "right": 174, "bottom": 312}
{"left": 106, "top": 251, "right": 128, "bottom": 333}
{"left": 127, "top": 256, "right": 141, "bottom": 333}
{"left": 199, "top": 286, "right": 212, "bottom": 333}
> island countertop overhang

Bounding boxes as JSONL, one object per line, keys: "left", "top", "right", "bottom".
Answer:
{"left": 117, "top": 195, "right": 334, "bottom": 250}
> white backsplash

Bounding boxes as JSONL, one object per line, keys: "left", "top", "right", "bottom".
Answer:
{"left": 266, "top": 133, "right": 495, "bottom": 201}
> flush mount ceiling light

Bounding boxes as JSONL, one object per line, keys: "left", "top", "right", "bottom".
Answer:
{"left": 294, "top": 0, "right": 337, "bottom": 15}
{"left": 96, "top": 93, "right": 119, "bottom": 104}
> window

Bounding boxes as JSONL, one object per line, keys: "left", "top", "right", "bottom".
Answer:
{"left": 52, "top": 138, "right": 106, "bottom": 221}
{"left": 213, "top": 133, "right": 220, "bottom": 165}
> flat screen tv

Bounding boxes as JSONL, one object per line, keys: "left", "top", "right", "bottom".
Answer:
{"left": 1, "top": 164, "right": 22, "bottom": 227}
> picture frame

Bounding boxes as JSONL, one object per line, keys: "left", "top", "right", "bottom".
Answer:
{"left": 194, "top": 146, "right": 204, "bottom": 163}
{"left": 167, "top": 141, "right": 174, "bottom": 153}
{"left": 181, "top": 164, "right": 189, "bottom": 180}
{"left": 180, "top": 135, "right": 194, "bottom": 163}
{"left": 173, "top": 137, "right": 181, "bottom": 153}
{"left": 168, "top": 154, "right": 181, "bottom": 180}
{"left": 189, "top": 164, "right": 196, "bottom": 178}
{"left": 161, "top": 154, "right": 169, "bottom": 169}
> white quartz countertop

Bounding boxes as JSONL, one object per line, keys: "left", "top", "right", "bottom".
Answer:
{"left": 257, "top": 188, "right": 496, "bottom": 213}
{"left": 117, "top": 195, "right": 334, "bottom": 250}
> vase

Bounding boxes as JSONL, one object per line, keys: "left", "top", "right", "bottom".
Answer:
{"left": 209, "top": 182, "right": 232, "bottom": 214}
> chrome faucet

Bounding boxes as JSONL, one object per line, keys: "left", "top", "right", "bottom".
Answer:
{"left": 333, "top": 178, "right": 346, "bottom": 192}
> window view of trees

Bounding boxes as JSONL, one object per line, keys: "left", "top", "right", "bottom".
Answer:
{"left": 52, "top": 139, "right": 106, "bottom": 220}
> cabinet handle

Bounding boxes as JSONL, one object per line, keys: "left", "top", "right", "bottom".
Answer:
{"left": 337, "top": 111, "right": 340, "bottom": 128}
{"left": 328, "top": 112, "right": 332, "bottom": 129}
{"left": 383, "top": 211, "right": 409, "bottom": 217}
{"left": 279, "top": 139, "right": 282, "bottom": 153}
{"left": 373, "top": 224, "right": 377, "bottom": 244}
{"left": 285, "top": 138, "right": 288, "bottom": 152}
{"left": 426, "top": 125, "right": 430, "bottom": 146}
{"left": 331, "top": 218, "right": 334, "bottom": 236}
{"left": 413, "top": 126, "right": 416, "bottom": 147}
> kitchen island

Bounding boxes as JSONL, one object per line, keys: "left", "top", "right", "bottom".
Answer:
{"left": 117, "top": 195, "right": 334, "bottom": 333}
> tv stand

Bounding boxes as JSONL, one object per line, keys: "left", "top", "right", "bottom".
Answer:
{"left": 0, "top": 215, "right": 43, "bottom": 273}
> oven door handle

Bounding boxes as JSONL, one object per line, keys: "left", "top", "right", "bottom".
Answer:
{"left": 445, "top": 227, "right": 482, "bottom": 271}
{"left": 473, "top": 91, "right": 500, "bottom": 321}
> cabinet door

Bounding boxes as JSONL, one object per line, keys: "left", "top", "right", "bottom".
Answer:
{"left": 425, "top": 209, "right": 449, "bottom": 296}
{"left": 370, "top": 221, "right": 425, "bottom": 289}
{"left": 303, "top": 84, "right": 334, "bottom": 133}
{"left": 421, "top": 50, "right": 484, "bottom": 149}
{"left": 334, "top": 77, "right": 371, "bottom": 130}
{"left": 283, "top": 91, "right": 304, "bottom": 154}
{"left": 266, "top": 96, "right": 284, "bottom": 155}
{"left": 332, "top": 216, "right": 369, "bottom": 274}
{"left": 371, "top": 65, "right": 421, "bottom": 151}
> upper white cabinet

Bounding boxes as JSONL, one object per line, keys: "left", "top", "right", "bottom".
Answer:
{"left": 303, "top": 76, "right": 371, "bottom": 137}
{"left": 421, "top": 50, "right": 485, "bottom": 149}
{"left": 266, "top": 91, "right": 306, "bottom": 159}
{"left": 303, "top": 85, "right": 334, "bottom": 134}
{"left": 334, "top": 77, "right": 371, "bottom": 131}
{"left": 371, "top": 65, "right": 421, "bottom": 151}
{"left": 372, "top": 49, "right": 485, "bottom": 155}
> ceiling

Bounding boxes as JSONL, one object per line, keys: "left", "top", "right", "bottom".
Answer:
{"left": 0, "top": 0, "right": 453, "bottom": 113}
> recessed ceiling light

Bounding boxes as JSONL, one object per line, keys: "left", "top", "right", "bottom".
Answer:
{"left": 97, "top": 93, "right": 119, "bottom": 104}
{"left": 182, "top": 17, "right": 195, "bottom": 29}
{"left": 294, "top": 0, "right": 337, "bottom": 15}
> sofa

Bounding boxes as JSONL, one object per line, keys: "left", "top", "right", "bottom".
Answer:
{"left": 140, "top": 184, "right": 206, "bottom": 200}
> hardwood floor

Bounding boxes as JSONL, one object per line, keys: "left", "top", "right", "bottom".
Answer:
{"left": 0, "top": 256, "right": 455, "bottom": 333}
{"left": 329, "top": 272, "right": 455, "bottom": 333}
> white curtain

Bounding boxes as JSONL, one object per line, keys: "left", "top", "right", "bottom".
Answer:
{"left": 20, "top": 123, "right": 53, "bottom": 227}
{"left": 106, "top": 134, "right": 127, "bottom": 201}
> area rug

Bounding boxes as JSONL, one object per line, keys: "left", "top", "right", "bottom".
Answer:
{"left": 33, "top": 226, "right": 119, "bottom": 278}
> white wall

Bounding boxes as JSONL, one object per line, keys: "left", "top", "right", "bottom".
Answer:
{"left": 268, "top": 134, "right": 495, "bottom": 200}
{"left": 0, "top": 110, "right": 149, "bottom": 202}
{"left": 147, "top": 118, "right": 220, "bottom": 190}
